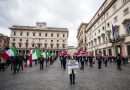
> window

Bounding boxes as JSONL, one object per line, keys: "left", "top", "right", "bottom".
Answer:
{"left": 114, "top": 29, "right": 119, "bottom": 38}
{"left": 33, "top": 33, "right": 35, "bottom": 36}
{"left": 113, "top": 5, "right": 116, "bottom": 13}
{"left": 63, "top": 34, "right": 65, "bottom": 37}
{"left": 27, "top": 32, "right": 29, "bottom": 36}
{"left": 57, "top": 40, "right": 59, "bottom": 42}
{"left": 98, "top": 30, "right": 100, "bottom": 33}
{"left": 19, "top": 44, "right": 21, "bottom": 48}
{"left": 20, "top": 39, "right": 22, "bottom": 41}
{"left": 45, "top": 33, "right": 47, "bottom": 37}
{"left": 114, "top": 16, "right": 118, "bottom": 23}
{"left": 39, "top": 33, "right": 41, "bottom": 36}
{"left": 13, "top": 39, "right": 15, "bottom": 41}
{"left": 107, "top": 23, "right": 110, "bottom": 27}
{"left": 45, "top": 44, "right": 47, "bottom": 48}
{"left": 102, "top": 26, "right": 104, "bottom": 30}
{"left": 62, "top": 45, "right": 65, "bottom": 48}
{"left": 14, "top": 32, "right": 16, "bottom": 36}
{"left": 32, "top": 44, "right": 34, "bottom": 47}
{"left": 57, "top": 33, "right": 59, "bottom": 37}
{"left": 51, "top": 40, "right": 53, "bottom": 42}
{"left": 57, "top": 44, "right": 59, "bottom": 48}
{"left": 20, "top": 32, "right": 22, "bottom": 36}
{"left": 123, "top": 8, "right": 129, "bottom": 16}
{"left": 123, "top": 0, "right": 129, "bottom": 4}
{"left": 125, "top": 23, "right": 130, "bottom": 34}
{"left": 51, "top": 33, "right": 53, "bottom": 37}
{"left": 98, "top": 37, "right": 101, "bottom": 44}
{"left": 51, "top": 44, "right": 53, "bottom": 48}
{"left": 63, "top": 40, "right": 65, "bottom": 42}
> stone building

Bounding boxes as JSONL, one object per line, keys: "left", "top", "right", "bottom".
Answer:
{"left": 9, "top": 22, "right": 69, "bottom": 55}
{"left": 85, "top": 0, "right": 130, "bottom": 58}
{"left": 0, "top": 33, "right": 9, "bottom": 50}
{"left": 67, "top": 46, "right": 77, "bottom": 56}
{"left": 77, "top": 23, "right": 88, "bottom": 51}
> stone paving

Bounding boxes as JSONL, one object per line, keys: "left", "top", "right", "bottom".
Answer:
{"left": 0, "top": 59, "right": 130, "bottom": 90}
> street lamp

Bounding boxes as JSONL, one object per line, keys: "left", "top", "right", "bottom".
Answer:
{"left": 25, "top": 39, "right": 28, "bottom": 55}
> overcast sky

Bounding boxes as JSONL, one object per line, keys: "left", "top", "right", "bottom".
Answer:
{"left": 0, "top": 0, "right": 105, "bottom": 46}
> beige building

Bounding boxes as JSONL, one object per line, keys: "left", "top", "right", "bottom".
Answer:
{"left": 85, "top": 0, "right": 130, "bottom": 58}
{"left": 9, "top": 22, "right": 69, "bottom": 55}
{"left": 0, "top": 33, "right": 9, "bottom": 50}
{"left": 77, "top": 23, "right": 88, "bottom": 51}
{"left": 67, "top": 46, "right": 77, "bottom": 56}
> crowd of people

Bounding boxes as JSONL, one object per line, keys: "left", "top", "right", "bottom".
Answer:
{"left": 59, "top": 54, "right": 129, "bottom": 85}
{"left": 0, "top": 51, "right": 129, "bottom": 85}
{"left": 0, "top": 53, "right": 58, "bottom": 74}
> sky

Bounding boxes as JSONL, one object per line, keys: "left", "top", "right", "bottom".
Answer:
{"left": 0, "top": 0, "right": 105, "bottom": 46}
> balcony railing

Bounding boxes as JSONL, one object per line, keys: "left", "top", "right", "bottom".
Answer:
{"left": 110, "top": 34, "right": 125, "bottom": 43}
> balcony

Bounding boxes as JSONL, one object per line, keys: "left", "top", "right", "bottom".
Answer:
{"left": 110, "top": 34, "right": 125, "bottom": 43}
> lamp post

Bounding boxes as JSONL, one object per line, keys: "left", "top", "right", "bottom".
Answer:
{"left": 25, "top": 39, "right": 28, "bottom": 55}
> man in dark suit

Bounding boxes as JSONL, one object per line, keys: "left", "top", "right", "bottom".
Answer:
{"left": 89, "top": 55, "right": 93, "bottom": 68}
{"left": 18, "top": 54, "right": 24, "bottom": 70}
{"left": 39, "top": 55, "right": 44, "bottom": 70}
{"left": 97, "top": 54, "right": 102, "bottom": 70}
{"left": 13, "top": 54, "right": 19, "bottom": 75}
{"left": 62, "top": 56, "right": 66, "bottom": 70}
{"left": 116, "top": 54, "right": 122, "bottom": 70}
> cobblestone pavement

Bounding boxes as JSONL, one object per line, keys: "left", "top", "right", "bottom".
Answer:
{"left": 0, "top": 60, "right": 130, "bottom": 90}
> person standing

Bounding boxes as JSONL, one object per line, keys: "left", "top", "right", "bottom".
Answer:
{"left": 13, "top": 54, "right": 19, "bottom": 75}
{"left": 60, "top": 56, "right": 63, "bottom": 67}
{"left": 39, "top": 55, "right": 44, "bottom": 70}
{"left": 80, "top": 55, "right": 84, "bottom": 70}
{"left": 89, "top": 55, "right": 93, "bottom": 68}
{"left": 67, "top": 56, "right": 77, "bottom": 85}
{"left": 104, "top": 55, "right": 108, "bottom": 67}
{"left": 97, "top": 54, "right": 102, "bottom": 70}
{"left": 116, "top": 54, "right": 122, "bottom": 70}
{"left": 18, "top": 54, "right": 24, "bottom": 70}
{"left": 0, "top": 57, "right": 6, "bottom": 71}
{"left": 62, "top": 55, "right": 67, "bottom": 70}
{"left": 10, "top": 56, "right": 14, "bottom": 70}
{"left": 45, "top": 56, "right": 49, "bottom": 67}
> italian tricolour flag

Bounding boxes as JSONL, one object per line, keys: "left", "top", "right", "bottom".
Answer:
{"left": 0, "top": 46, "right": 17, "bottom": 60}
{"left": 25, "top": 49, "right": 41, "bottom": 67}
{"left": 115, "top": 46, "right": 122, "bottom": 56}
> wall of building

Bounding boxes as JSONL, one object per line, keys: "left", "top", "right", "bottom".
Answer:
{"left": 9, "top": 22, "right": 69, "bottom": 55}
{"left": 86, "top": 0, "right": 130, "bottom": 57}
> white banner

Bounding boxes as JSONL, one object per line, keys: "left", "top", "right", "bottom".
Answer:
{"left": 67, "top": 60, "right": 79, "bottom": 69}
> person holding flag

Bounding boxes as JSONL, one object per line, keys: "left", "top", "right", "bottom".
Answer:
{"left": 0, "top": 57, "right": 6, "bottom": 71}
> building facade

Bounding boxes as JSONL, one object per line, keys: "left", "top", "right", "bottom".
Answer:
{"left": 0, "top": 33, "right": 9, "bottom": 50}
{"left": 9, "top": 22, "right": 69, "bottom": 55}
{"left": 77, "top": 23, "right": 88, "bottom": 51}
{"left": 67, "top": 46, "right": 77, "bottom": 56}
{"left": 85, "top": 0, "right": 130, "bottom": 58}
